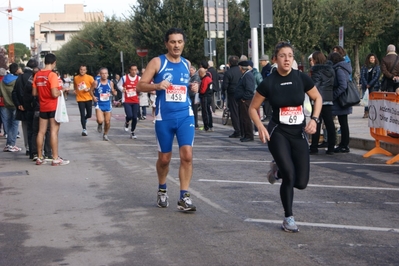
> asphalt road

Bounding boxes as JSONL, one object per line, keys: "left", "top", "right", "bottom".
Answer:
{"left": 0, "top": 96, "right": 398, "bottom": 266}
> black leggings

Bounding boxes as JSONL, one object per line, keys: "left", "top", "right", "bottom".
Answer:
{"left": 78, "top": 100, "right": 92, "bottom": 130}
{"left": 267, "top": 122, "right": 310, "bottom": 217}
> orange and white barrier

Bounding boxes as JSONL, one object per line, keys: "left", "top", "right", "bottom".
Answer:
{"left": 364, "top": 92, "right": 399, "bottom": 164}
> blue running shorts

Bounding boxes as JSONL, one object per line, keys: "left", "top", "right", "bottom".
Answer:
{"left": 155, "top": 115, "right": 195, "bottom": 153}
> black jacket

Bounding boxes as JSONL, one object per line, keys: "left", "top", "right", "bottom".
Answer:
{"left": 222, "top": 65, "right": 241, "bottom": 95}
{"left": 207, "top": 67, "right": 220, "bottom": 92}
{"left": 310, "top": 61, "right": 335, "bottom": 103}
{"left": 12, "top": 68, "right": 37, "bottom": 113}
{"left": 234, "top": 70, "right": 255, "bottom": 101}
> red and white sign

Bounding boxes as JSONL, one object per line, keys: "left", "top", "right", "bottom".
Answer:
{"left": 136, "top": 48, "right": 148, "bottom": 57}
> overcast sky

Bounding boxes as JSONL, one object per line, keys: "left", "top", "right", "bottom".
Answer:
{"left": 0, "top": 0, "right": 137, "bottom": 47}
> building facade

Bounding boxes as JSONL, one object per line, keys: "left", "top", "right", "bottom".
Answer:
{"left": 30, "top": 4, "right": 103, "bottom": 66}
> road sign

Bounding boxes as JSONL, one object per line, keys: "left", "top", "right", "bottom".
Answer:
{"left": 339, "top": 26, "right": 344, "bottom": 48}
{"left": 136, "top": 48, "right": 148, "bottom": 57}
{"left": 249, "top": 0, "right": 273, "bottom": 28}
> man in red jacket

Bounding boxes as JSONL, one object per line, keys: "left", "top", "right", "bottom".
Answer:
{"left": 198, "top": 68, "right": 213, "bottom": 131}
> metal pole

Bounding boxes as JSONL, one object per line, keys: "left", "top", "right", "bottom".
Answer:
{"left": 120, "top": 51, "right": 124, "bottom": 75}
{"left": 223, "top": 0, "right": 227, "bottom": 65}
{"left": 251, "top": 28, "right": 259, "bottom": 70}
{"left": 260, "top": 0, "right": 264, "bottom": 56}
{"left": 207, "top": 0, "right": 212, "bottom": 60}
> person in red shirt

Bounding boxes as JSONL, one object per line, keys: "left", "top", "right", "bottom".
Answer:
{"left": 198, "top": 67, "right": 213, "bottom": 131}
{"left": 32, "top": 53, "right": 69, "bottom": 166}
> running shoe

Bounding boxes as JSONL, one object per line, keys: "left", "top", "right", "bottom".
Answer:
{"left": 82, "top": 129, "right": 88, "bottom": 136}
{"left": 103, "top": 134, "right": 109, "bottom": 141}
{"left": 157, "top": 189, "right": 169, "bottom": 208}
{"left": 267, "top": 160, "right": 279, "bottom": 184}
{"left": 124, "top": 122, "right": 129, "bottom": 132}
{"left": 52, "top": 157, "right": 70, "bottom": 166}
{"left": 8, "top": 146, "right": 22, "bottom": 152}
{"left": 3, "top": 145, "right": 10, "bottom": 152}
{"left": 177, "top": 192, "right": 196, "bottom": 211}
{"left": 36, "top": 157, "right": 47, "bottom": 165}
{"left": 97, "top": 124, "right": 102, "bottom": 133}
{"left": 44, "top": 156, "right": 53, "bottom": 162}
{"left": 130, "top": 132, "right": 137, "bottom": 139}
{"left": 281, "top": 216, "right": 299, "bottom": 233}
{"left": 32, "top": 154, "right": 38, "bottom": 161}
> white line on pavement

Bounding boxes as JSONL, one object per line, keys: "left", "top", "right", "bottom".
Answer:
{"left": 198, "top": 179, "right": 399, "bottom": 191}
{"left": 244, "top": 218, "right": 399, "bottom": 233}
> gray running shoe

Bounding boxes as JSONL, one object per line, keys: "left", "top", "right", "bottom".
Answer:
{"left": 124, "top": 122, "right": 129, "bottom": 132}
{"left": 52, "top": 157, "right": 70, "bottom": 166}
{"left": 97, "top": 124, "right": 103, "bottom": 133}
{"left": 103, "top": 134, "right": 109, "bottom": 141}
{"left": 82, "top": 129, "right": 88, "bottom": 136}
{"left": 267, "top": 160, "right": 279, "bottom": 184}
{"left": 157, "top": 190, "right": 169, "bottom": 208}
{"left": 130, "top": 132, "right": 137, "bottom": 139}
{"left": 177, "top": 192, "right": 196, "bottom": 211}
{"left": 281, "top": 216, "right": 299, "bottom": 233}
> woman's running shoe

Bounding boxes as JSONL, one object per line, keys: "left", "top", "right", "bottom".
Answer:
{"left": 52, "top": 157, "right": 70, "bottom": 166}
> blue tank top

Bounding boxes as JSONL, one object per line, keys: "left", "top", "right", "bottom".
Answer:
{"left": 94, "top": 80, "right": 112, "bottom": 110}
{"left": 153, "top": 54, "right": 192, "bottom": 120}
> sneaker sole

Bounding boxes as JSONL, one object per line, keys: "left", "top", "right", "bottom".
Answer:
{"left": 157, "top": 202, "right": 169, "bottom": 208}
{"left": 281, "top": 225, "right": 299, "bottom": 233}
{"left": 177, "top": 205, "right": 196, "bottom": 211}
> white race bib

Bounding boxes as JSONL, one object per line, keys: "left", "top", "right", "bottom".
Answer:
{"left": 78, "top": 81, "right": 87, "bottom": 91}
{"left": 165, "top": 85, "right": 187, "bottom": 102}
{"left": 100, "top": 93, "right": 110, "bottom": 101}
{"left": 126, "top": 89, "right": 136, "bottom": 97}
{"left": 279, "top": 106, "right": 304, "bottom": 125}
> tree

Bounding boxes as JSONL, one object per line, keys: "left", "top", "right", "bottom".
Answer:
{"left": 323, "top": 0, "right": 398, "bottom": 82}
{"left": 3, "top": 43, "right": 30, "bottom": 64}
{"left": 0, "top": 46, "right": 7, "bottom": 69}
{"left": 129, "top": 0, "right": 206, "bottom": 66}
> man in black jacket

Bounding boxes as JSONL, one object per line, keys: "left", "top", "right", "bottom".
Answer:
{"left": 235, "top": 61, "right": 255, "bottom": 142}
{"left": 222, "top": 55, "right": 241, "bottom": 138}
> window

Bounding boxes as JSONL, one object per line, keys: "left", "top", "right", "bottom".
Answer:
{"left": 55, "top": 33, "right": 65, "bottom": 41}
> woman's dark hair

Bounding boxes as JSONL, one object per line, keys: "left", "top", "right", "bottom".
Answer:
{"left": 332, "top": 46, "right": 347, "bottom": 57}
{"left": 364, "top": 53, "right": 379, "bottom": 67}
{"left": 312, "top": 51, "right": 327, "bottom": 65}
{"left": 273, "top": 41, "right": 294, "bottom": 58}
{"left": 327, "top": 52, "right": 344, "bottom": 65}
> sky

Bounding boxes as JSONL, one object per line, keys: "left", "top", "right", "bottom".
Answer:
{"left": 0, "top": 0, "right": 137, "bottom": 47}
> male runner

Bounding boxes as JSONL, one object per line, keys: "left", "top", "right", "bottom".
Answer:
{"left": 137, "top": 28, "right": 197, "bottom": 211}
{"left": 117, "top": 64, "right": 141, "bottom": 139}
{"left": 91, "top": 67, "right": 117, "bottom": 141}
{"left": 73, "top": 65, "right": 94, "bottom": 136}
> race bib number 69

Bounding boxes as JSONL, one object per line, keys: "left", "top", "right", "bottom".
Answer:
{"left": 279, "top": 106, "right": 304, "bottom": 125}
{"left": 165, "top": 85, "right": 187, "bottom": 102}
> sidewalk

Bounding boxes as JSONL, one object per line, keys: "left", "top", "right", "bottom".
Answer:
{"left": 201, "top": 105, "right": 399, "bottom": 154}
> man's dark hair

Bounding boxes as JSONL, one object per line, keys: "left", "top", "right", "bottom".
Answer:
{"left": 200, "top": 60, "right": 209, "bottom": 69}
{"left": 44, "top": 53, "right": 56, "bottom": 65}
{"left": 9, "top": 63, "right": 19, "bottom": 74}
{"left": 327, "top": 52, "right": 344, "bottom": 65}
{"left": 228, "top": 55, "right": 239, "bottom": 66}
{"left": 129, "top": 64, "right": 138, "bottom": 69}
{"left": 26, "top": 59, "right": 38, "bottom": 69}
{"left": 164, "top": 28, "right": 186, "bottom": 42}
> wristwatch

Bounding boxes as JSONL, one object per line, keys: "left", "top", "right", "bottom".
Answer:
{"left": 311, "top": 116, "right": 320, "bottom": 123}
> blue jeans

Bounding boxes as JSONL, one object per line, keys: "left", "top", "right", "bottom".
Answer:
{"left": 0, "top": 107, "right": 19, "bottom": 146}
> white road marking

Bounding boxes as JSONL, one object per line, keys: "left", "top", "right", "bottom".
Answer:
{"left": 198, "top": 179, "right": 399, "bottom": 191}
{"left": 245, "top": 218, "right": 399, "bottom": 233}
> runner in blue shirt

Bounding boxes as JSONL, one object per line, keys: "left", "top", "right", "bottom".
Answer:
{"left": 91, "top": 67, "right": 117, "bottom": 141}
{"left": 137, "top": 28, "right": 196, "bottom": 211}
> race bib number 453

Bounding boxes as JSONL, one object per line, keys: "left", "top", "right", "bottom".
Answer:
{"left": 165, "top": 85, "right": 187, "bottom": 102}
{"left": 279, "top": 106, "right": 304, "bottom": 125}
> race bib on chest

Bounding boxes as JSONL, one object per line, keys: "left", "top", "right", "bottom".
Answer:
{"left": 165, "top": 85, "right": 187, "bottom": 102}
{"left": 279, "top": 106, "right": 304, "bottom": 125}
{"left": 100, "top": 93, "right": 110, "bottom": 101}
{"left": 126, "top": 89, "right": 136, "bottom": 97}
{"left": 78, "top": 81, "right": 88, "bottom": 91}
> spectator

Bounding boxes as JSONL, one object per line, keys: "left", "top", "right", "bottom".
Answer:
{"left": 380, "top": 44, "right": 399, "bottom": 92}
{"left": 198, "top": 67, "right": 213, "bottom": 131}
{"left": 259, "top": 54, "right": 272, "bottom": 79}
{"left": 189, "top": 65, "right": 201, "bottom": 129}
{"left": 360, "top": 53, "right": 380, "bottom": 118}
{"left": 0, "top": 63, "right": 21, "bottom": 152}
{"left": 308, "top": 51, "right": 336, "bottom": 155}
{"left": 328, "top": 52, "right": 352, "bottom": 153}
